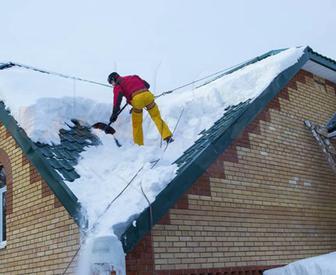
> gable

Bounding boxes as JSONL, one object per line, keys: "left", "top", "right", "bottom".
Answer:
{"left": 139, "top": 69, "right": 336, "bottom": 273}
{"left": 121, "top": 47, "right": 336, "bottom": 253}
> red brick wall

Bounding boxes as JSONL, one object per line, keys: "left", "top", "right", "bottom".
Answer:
{"left": 126, "top": 234, "right": 155, "bottom": 275}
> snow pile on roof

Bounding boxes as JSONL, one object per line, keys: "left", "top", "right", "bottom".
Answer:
{"left": 0, "top": 67, "right": 111, "bottom": 144}
{"left": 18, "top": 97, "right": 111, "bottom": 144}
{"left": 264, "top": 252, "right": 336, "bottom": 275}
{"left": 0, "top": 48, "right": 305, "bottom": 245}
{"left": 66, "top": 47, "right": 305, "bottom": 237}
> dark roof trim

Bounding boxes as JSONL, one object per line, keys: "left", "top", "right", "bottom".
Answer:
{"left": 0, "top": 63, "right": 14, "bottom": 71}
{"left": 121, "top": 47, "right": 312, "bottom": 252}
{"left": 0, "top": 102, "right": 84, "bottom": 226}
{"left": 306, "top": 47, "right": 336, "bottom": 72}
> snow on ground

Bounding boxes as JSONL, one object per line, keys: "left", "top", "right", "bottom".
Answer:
{"left": 0, "top": 47, "right": 305, "bottom": 273}
{"left": 264, "top": 252, "right": 336, "bottom": 275}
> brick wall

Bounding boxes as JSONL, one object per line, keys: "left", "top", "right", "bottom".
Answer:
{"left": 0, "top": 124, "right": 80, "bottom": 274}
{"left": 126, "top": 70, "right": 336, "bottom": 274}
{"left": 126, "top": 234, "right": 155, "bottom": 275}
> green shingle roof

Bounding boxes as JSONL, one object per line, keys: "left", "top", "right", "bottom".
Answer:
{"left": 35, "top": 121, "right": 100, "bottom": 182}
{"left": 174, "top": 100, "right": 252, "bottom": 173}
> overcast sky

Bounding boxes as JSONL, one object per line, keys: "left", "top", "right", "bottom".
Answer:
{"left": 1, "top": 0, "right": 335, "bottom": 95}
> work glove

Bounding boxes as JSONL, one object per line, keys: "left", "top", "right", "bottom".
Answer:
{"left": 110, "top": 112, "right": 118, "bottom": 123}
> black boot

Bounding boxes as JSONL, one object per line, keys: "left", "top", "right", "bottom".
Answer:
{"left": 164, "top": 136, "right": 174, "bottom": 144}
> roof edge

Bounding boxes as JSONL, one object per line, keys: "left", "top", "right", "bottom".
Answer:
{"left": 306, "top": 47, "right": 336, "bottom": 72}
{"left": 121, "top": 47, "right": 311, "bottom": 253}
{"left": 0, "top": 102, "right": 84, "bottom": 227}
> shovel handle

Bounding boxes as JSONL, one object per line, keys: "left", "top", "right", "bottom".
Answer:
{"left": 108, "top": 103, "right": 128, "bottom": 127}
{"left": 117, "top": 103, "right": 128, "bottom": 116}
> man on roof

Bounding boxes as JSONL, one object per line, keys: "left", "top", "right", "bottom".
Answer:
{"left": 107, "top": 72, "right": 173, "bottom": 145}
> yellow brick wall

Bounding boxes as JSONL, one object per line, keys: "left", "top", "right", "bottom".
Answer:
{"left": 151, "top": 70, "right": 336, "bottom": 271}
{"left": 0, "top": 125, "right": 80, "bottom": 274}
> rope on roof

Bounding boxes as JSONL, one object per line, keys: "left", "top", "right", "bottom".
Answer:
{"left": 0, "top": 61, "right": 112, "bottom": 88}
{"left": 155, "top": 58, "right": 255, "bottom": 98}
{"left": 1, "top": 56, "right": 257, "bottom": 98}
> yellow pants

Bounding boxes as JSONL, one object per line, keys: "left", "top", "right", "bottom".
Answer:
{"left": 130, "top": 90, "right": 172, "bottom": 145}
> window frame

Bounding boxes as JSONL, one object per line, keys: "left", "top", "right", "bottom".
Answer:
{"left": 0, "top": 166, "right": 6, "bottom": 248}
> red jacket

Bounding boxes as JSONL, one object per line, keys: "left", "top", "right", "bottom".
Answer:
{"left": 113, "top": 75, "right": 149, "bottom": 108}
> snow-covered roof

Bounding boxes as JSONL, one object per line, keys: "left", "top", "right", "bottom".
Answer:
{"left": 1, "top": 46, "right": 336, "bottom": 253}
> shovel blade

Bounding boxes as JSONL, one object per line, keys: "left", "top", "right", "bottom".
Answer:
{"left": 92, "top": 122, "right": 116, "bottom": 135}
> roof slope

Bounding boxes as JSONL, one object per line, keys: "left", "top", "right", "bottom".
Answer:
{"left": 1, "top": 47, "right": 336, "bottom": 252}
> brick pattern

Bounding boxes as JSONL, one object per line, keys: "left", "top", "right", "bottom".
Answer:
{"left": 126, "top": 234, "right": 155, "bottom": 275}
{"left": 143, "top": 70, "right": 336, "bottom": 273}
{"left": 155, "top": 265, "right": 279, "bottom": 275}
{"left": 186, "top": 84, "right": 291, "bottom": 200}
{"left": 28, "top": 151, "right": 64, "bottom": 208}
{"left": 0, "top": 125, "right": 80, "bottom": 274}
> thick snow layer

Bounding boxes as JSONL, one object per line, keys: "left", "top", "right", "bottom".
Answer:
{"left": 0, "top": 48, "right": 305, "bottom": 274}
{"left": 0, "top": 67, "right": 112, "bottom": 144}
{"left": 264, "top": 252, "right": 336, "bottom": 275}
{"left": 18, "top": 97, "right": 111, "bottom": 144}
{"left": 1, "top": 47, "right": 302, "bottom": 145}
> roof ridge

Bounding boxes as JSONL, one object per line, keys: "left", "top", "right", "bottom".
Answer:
{"left": 196, "top": 48, "right": 288, "bottom": 89}
{"left": 306, "top": 47, "right": 336, "bottom": 66}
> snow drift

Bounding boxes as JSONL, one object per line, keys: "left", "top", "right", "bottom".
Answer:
{"left": 264, "top": 252, "right": 336, "bottom": 275}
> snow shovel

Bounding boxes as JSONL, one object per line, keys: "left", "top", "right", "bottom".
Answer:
{"left": 91, "top": 122, "right": 116, "bottom": 135}
{"left": 92, "top": 103, "right": 128, "bottom": 147}
{"left": 92, "top": 121, "right": 122, "bottom": 147}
